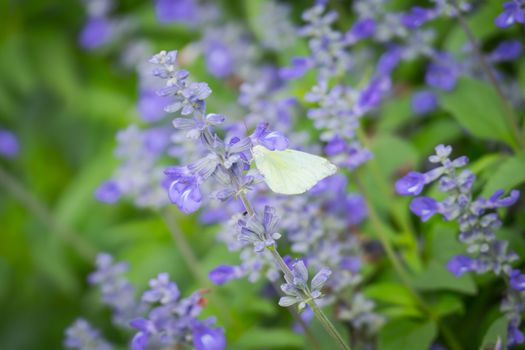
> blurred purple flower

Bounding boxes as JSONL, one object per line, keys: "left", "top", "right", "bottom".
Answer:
{"left": 204, "top": 41, "right": 234, "bottom": 78}
{"left": 250, "top": 122, "right": 289, "bottom": 151}
{"left": 95, "top": 180, "right": 122, "bottom": 204}
{"left": 489, "top": 40, "right": 523, "bottom": 62}
{"left": 0, "top": 129, "right": 19, "bottom": 158}
{"left": 401, "top": 7, "right": 436, "bottom": 28}
{"left": 155, "top": 0, "right": 197, "bottom": 24}
{"left": 192, "top": 321, "right": 226, "bottom": 350}
{"left": 208, "top": 265, "right": 242, "bottom": 285}
{"left": 447, "top": 255, "right": 476, "bottom": 277}
{"left": 412, "top": 90, "right": 438, "bottom": 115}
{"left": 79, "top": 17, "right": 112, "bottom": 50}
{"left": 279, "top": 57, "right": 313, "bottom": 80}
{"left": 137, "top": 90, "right": 170, "bottom": 122}
{"left": 410, "top": 196, "right": 439, "bottom": 221}
{"left": 345, "top": 18, "right": 376, "bottom": 43}
{"left": 495, "top": 1, "right": 525, "bottom": 28}
{"left": 426, "top": 53, "right": 458, "bottom": 91}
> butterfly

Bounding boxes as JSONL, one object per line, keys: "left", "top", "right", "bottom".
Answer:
{"left": 252, "top": 145, "right": 337, "bottom": 195}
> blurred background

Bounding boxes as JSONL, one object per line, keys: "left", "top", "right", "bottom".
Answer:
{"left": 2, "top": 0, "right": 525, "bottom": 349}
{"left": 0, "top": 1, "right": 286, "bottom": 349}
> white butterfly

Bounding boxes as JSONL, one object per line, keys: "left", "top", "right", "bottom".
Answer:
{"left": 252, "top": 145, "right": 338, "bottom": 195}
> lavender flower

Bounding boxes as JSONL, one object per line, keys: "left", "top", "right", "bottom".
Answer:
{"left": 399, "top": 145, "right": 524, "bottom": 346}
{"left": 495, "top": 1, "right": 525, "bottom": 28}
{"left": 278, "top": 260, "right": 331, "bottom": 310}
{"left": 154, "top": 0, "right": 197, "bottom": 24}
{"left": 88, "top": 253, "right": 140, "bottom": 326}
{"left": 79, "top": 17, "right": 113, "bottom": 50}
{"left": 130, "top": 273, "right": 225, "bottom": 350}
{"left": 412, "top": 90, "right": 438, "bottom": 115}
{"left": 64, "top": 319, "right": 113, "bottom": 350}
{"left": 0, "top": 129, "right": 19, "bottom": 158}
{"left": 238, "top": 206, "right": 282, "bottom": 253}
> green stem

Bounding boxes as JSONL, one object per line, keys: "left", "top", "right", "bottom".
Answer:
{"left": 308, "top": 299, "right": 351, "bottom": 350}
{"left": 352, "top": 175, "right": 463, "bottom": 350}
{"left": 451, "top": 0, "right": 525, "bottom": 152}
{"left": 267, "top": 246, "right": 351, "bottom": 350}
{"left": 240, "top": 191, "right": 351, "bottom": 350}
{"left": 356, "top": 128, "right": 419, "bottom": 256}
{"left": 0, "top": 165, "right": 96, "bottom": 260}
{"left": 270, "top": 281, "right": 324, "bottom": 350}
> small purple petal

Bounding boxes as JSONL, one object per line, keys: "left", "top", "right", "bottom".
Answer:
{"left": 396, "top": 172, "right": 426, "bottom": 196}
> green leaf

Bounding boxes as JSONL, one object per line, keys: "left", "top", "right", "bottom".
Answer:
{"left": 412, "top": 261, "right": 476, "bottom": 295}
{"left": 411, "top": 119, "right": 462, "bottom": 158}
{"left": 364, "top": 283, "right": 418, "bottom": 307}
{"left": 379, "top": 320, "right": 437, "bottom": 350}
{"left": 431, "top": 294, "right": 465, "bottom": 318}
{"left": 482, "top": 153, "right": 525, "bottom": 197}
{"left": 377, "top": 94, "right": 412, "bottom": 132}
{"left": 444, "top": 1, "right": 502, "bottom": 52}
{"left": 480, "top": 317, "right": 507, "bottom": 350}
{"left": 233, "top": 328, "right": 304, "bottom": 349}
{"left": 440, "top": 78, "right": 516, "bottom": 148}
{"left": 371, "top": 134, "right": 419, "bottom": 175}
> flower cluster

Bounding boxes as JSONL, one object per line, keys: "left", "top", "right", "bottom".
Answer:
{"left": 397, "top": 145, "right": 524, "bottom": 346}
{"left": 65, "top": 253, "right": 225, "bottom": 350}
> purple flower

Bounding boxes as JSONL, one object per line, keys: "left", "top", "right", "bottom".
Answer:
{"left": 64, "top": 319, "right": 113, "bottom": 350}
{"left": 204, "top": 41, "right": 234, "bottom": 78}
{"left": 487, "top": 189, "right": 520, "bottom": 208}
{"left": 130, "top": 320, "right": 151, "bottom": 350}
{"left": 208, "top": 265, "right": 242, "bottom": 285}
{"left": 250, "top": 122, "right": 289, "bottom": 151}
{"left": 0, "top": 129, "right": 19, "bottom": 158}
{"left": 495, "top": 1, "right": 525, "bottom": 28}
{"left": 489, "top": 40, "right": 522, "bottom": 62}
{"left": 412, "top": 91, "right": 438, "bottom": 115}
{"left": 396, "top": 172, "right": 426, "bottom": 196}
{"left": 401, "top": 7, "right": 435, "bottom": 28}
{"left": 324, "top": 135, "right": 347, "bottom": 156}
{"left": 155, "top": 0, "right": 197, "bottom": 24}
{"left": 426, "top": 53, "right": 458, "bottom": 91}
{"left": 192, "top": 322, "right": 226, "bottom": 350}
{"left": 142, "top": 273, "right": 180, "bottom": 305}
{"left": 447, "top": 255, "right": 476, "bottom": 277}
{"left": 356, "top": 77, "right": 391, "bottom": 112}
{"left": 165, "top": 167, "right": 203, "bottom": 214}
{"left": 409, "top": 196, "right": 439, "bottom": 221}
{"left": 79, "top": 17, "right": 112, "bottom": 50}
{"left": 345, "top": 18, "right": 376, "bottom": 43}
{"left": 95, "top": 180, "right": 122, "bottom": 204}
{"left": 510, "top": 270, "right": 525, "bottom": 291}
{"left": 376, "top": 46, "right": 402, "bottom": 76}
{"left": 137, "top": 90, "right": 170, "bottom": 122}
{"left": 508, "top": 320, "right": 525, "bottom": 346}
{"left": 279, "top": 57, "right": 313, "bottom": 80}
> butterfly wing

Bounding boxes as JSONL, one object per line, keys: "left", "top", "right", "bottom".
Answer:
{"left": 252, "top": 145, "right": 337, "bottom": 195}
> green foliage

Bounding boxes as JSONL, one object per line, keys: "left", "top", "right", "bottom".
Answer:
{"left": 440, "top": 78, "right": 516, "bottom": 148}
{"left": 378, "top": 320, "right": 437, "bottom": 350}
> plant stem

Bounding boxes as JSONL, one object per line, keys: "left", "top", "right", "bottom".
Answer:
{"left": 352, "top": 174, "right": 463, "bottom": 350}
{"left": 270, "top": 281, "right": 324, "bottom": 350}
{"left": 451, "top": 0, "right": 525, "bottom": 151}
{"left": 356, "top": 128, "right": 419, "bottom": 260}
{"left": 0, "top": 165, "right": 96, "bottom": 261}
{"left": 240, "top": 191, "right": 351, "bottom": 350}
{"left": 267, "top": 246, "right": 351, "bottom": 350}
